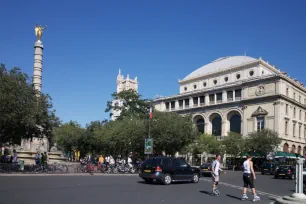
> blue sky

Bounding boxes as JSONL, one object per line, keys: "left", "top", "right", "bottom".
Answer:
{"left": 1, "top": 0, "right": 306, "bottom": 126}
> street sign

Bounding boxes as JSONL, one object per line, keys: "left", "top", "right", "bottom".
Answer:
{"left": 144, "top": 138, "right": 153, "bottom": 155}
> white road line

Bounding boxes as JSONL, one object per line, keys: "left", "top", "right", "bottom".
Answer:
{"left": 200, "top": 178, "right": 282, "bottom": 199}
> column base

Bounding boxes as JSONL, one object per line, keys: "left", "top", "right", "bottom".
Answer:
{"left": 274, "top": 193, "right": 306, "bottom": 204}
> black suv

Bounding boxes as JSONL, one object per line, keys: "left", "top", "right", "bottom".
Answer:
{"left": 139, "top": 157, "right": 200, "bottom": 185}
{"left": 261, "top": 162, "right": 277, "bottom": 175}
{"left": 274, "top": 165, "right": 295, "bottom": 180}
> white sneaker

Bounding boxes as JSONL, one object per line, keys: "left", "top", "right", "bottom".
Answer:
{"left": 252, "top": 195, "right": 260, "bottom": 202}
{"left": 241, "top": 194, "right": 248, "bottom": 201}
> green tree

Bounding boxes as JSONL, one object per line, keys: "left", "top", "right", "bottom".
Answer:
{"left": 222, "top": 132, "right": 245, "bottom": 158}
{"left": 195, "top": 134, "right": 223, "bottom": 155}
{"left": 105, "top": 90, "right": 150, "bottom": 120}
{"left": 94, "top": 116, "right": 146, "bottom": 156}
{"left": 53, "top": 121, "right": 85, "bottom": 152}
{"left": 149, "top": 112, "right": 197, "bottom": 155}
{"left": 245, "top": 129, "right": 281, "bottom": 157}
{"left": 0, "top": 64, "right": 59, "bottom": 144}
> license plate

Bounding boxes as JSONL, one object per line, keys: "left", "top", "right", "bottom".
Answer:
{"left": 144, "top": 170, "right": 151, "bottom": 173}
{"left": 203, "top": 169, "right": 208, "bottom": 171}
{"left": 279, "top": 174, "right": 285, "bottom": 176}
{"left": 264, "top": 169, "right": 268, "bottom": 170}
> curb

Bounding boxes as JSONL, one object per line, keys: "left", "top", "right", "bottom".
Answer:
{"left": 0, "top": 173, "right": 139, "bottom": 177}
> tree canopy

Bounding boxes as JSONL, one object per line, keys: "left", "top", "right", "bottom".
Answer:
{"left": 0, "top": 64, "right": 60, "bottom": 144}
{"left": 222, "top": 132, "right": 245, "bottom": 157}
{"left": 245, "top": 129, "right": 281, "bottom": 157}
{"left": 105, "top": 90, "right": 150, "bottom": 120}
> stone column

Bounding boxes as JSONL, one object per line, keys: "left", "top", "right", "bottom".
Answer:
{"left": 198, "top": 97, "right": 200, "bottom": 105}
{"left": 222, "top": 90, "right": 227, "bottom": 102}
{"left": 33, "top": 41, "right": 44, "bottom": 93}
{"left": 183, "top": 99, "right": 185, "bottom": 109}
{"left": 214, "top": 94, "right": 217, "bottom": 104}
{"left": 205, "top": 94, "right": 209, "bottom": 105}
{"left": 189, "top": 97, "right": 193, "bottom": 107}
{"left": 233, "top": 90, "right": 236, "bottom": 101}
{"left": 175, "top": 100, "right": 179, "bottom": 109}
{"left": 222, "top": 121, "right": 227, "bottom": 136}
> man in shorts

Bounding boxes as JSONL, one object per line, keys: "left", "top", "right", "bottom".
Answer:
{"left": 241, "top": 154, "right": 260, "bottom": 202}
{"left": 211, "top": 154, "right": 226, "bottom": 196}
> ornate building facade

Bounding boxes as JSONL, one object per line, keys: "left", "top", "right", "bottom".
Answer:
{"left": 111, "top": 69, "right": 138, "bottom": 120}
{"left": 153, "top": 56, "right": 306, "bottom": 156}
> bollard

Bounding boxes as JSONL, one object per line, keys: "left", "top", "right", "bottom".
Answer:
{"left": 274, "top": 157, "right": 306, "bottom": 203}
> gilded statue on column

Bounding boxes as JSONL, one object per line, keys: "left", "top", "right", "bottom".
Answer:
{"left": 35, "top": 24, "right": 47, "bottom": 42}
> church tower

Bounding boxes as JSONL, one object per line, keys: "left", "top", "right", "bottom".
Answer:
{"left": 111, "top": 69, "right": 138, "bottom": 120}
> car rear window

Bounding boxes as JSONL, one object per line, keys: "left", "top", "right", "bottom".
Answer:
{"left": 142, "top": 158, "right": 162, "bottom": 168}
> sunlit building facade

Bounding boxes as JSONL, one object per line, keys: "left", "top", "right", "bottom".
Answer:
{"left": 153, "top": 56, "right": 306, "bottom": 156}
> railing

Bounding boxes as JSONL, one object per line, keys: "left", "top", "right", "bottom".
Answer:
{"left": 193, "top": 104, "right": 198, "bottom": 107}
{"left": 0, "top": 162, "right": 139, "bottom": 174}
{"left": 185, "top": 105, "right": 189, "bottom": 108}
{"left": 200, "top": 103, "right": 205, "bottom": 106}
{"left": 209, "top": 101, "right": 215, "bottom": 105}
{"left": 217, "top": 100, "right": 222, "bottom": 104}
{"left": 227, "top": 98, "right": 233, "bottom": 102}
{"left": 235, "top": 97, "right": 241, "bottom": 101}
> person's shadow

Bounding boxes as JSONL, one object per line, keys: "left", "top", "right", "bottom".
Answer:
{"left": 226, "top": 194, "right": 242, "bottom": 201}
{"left": 199, "top": 190, "right": 212, "bottom": 195}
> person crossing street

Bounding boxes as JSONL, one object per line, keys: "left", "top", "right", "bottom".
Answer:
{"left": 241, "top": 154, "right": 260, "bottom": 202}
{"left": 211, "top": 154, "right": 226, "bottom": 196}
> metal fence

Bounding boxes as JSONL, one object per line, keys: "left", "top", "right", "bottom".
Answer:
{"left": 0, "top": 163, "right": 138, "bottom": 174}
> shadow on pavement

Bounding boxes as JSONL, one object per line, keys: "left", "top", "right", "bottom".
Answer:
{"left": 199, "top": 190, "right": 212, "bottom": 195}
{"left": 226, "top": 194, "right": 242, "bottom": 201}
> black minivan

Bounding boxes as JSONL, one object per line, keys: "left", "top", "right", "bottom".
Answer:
{"left": 139, "top": 157, "right": 200, "bottom": 185}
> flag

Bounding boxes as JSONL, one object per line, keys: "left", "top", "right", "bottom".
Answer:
{"left": 149, "top": 105, "right": 153, "bottom": 119}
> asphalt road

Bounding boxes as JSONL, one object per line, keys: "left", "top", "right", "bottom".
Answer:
{"left": 0, "top": 171, "right": 296, "bottom": 204}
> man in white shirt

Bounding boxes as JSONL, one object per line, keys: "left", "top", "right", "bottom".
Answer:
{"left": 211, "top": 154, "right": 226, "bottom": 196}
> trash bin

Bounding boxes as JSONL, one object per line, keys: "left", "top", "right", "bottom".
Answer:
{"left": 19, "top": 160, "right": 24, "bottom": 171}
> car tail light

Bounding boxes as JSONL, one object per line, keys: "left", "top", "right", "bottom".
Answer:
{"left": 155, "top": 166, "right": 162, "bottom": 172}
{"left": 288, "top": 169, "right": 291, "bottom": 173}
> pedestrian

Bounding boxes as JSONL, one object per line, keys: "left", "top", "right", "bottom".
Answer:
{"left": 241, "top": 154, "right": 260, "bottom": 202}
{"left": 35, "top": 151, "right": 41, "bottom": 166}
{"left": 12, "top": 150, "right": 18, "bottom": 163}
{"left": 43, "top": 152, "right": 48, "bottom": 170}
{"left": 211, "top": 154, "right": 226, "bottom": 196}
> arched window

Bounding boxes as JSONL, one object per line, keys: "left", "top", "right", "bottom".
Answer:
{"left": 283, "top": 143, "right": 289, "bottom": 153}
{"left": 291, "top": 145, "right": 296, "bottom": 154}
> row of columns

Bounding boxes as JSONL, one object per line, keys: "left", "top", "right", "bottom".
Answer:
{"left": 165, "top": 89, "right": 241, "bottom": 111}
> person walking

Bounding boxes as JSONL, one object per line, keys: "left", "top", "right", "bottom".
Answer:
{"left": 211, "top": 154, "right": 226, "bottom": 196}
{"left": 241, "top": 154, "right": 260, "bottom": 202}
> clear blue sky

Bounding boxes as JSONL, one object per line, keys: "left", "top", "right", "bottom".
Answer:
{"left": 1, "top": 0, "right": 306, "bottom": 126}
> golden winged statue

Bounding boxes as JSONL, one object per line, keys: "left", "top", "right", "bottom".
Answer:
{"left": 35, "top": 24, "right": 47, "bottom": 42}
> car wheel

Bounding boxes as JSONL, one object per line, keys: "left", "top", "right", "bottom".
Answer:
{"left": 274, "top": 175, "right": 278, "bottom": 179}
{"left": 192, "top": 173, "right": 199, "bottom": 183}
{"left": 162, "top": 174, "right": 172, "bottom": 185}
{"left": 261, "top": 171, "right": 264, "bottom": 175}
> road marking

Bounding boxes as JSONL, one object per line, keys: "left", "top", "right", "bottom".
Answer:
{"left": 200, "top": 178, "right": 282, "bottom": 199}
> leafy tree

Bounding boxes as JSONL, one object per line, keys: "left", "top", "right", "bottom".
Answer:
{"left": 149, "top": 111, "right": 197, "bottom": 155}
{"left": 195, "top": 134, "right": 223, "bottom": 155}
{"left": 0, "top": 64, "right": 59, "bottom": 144}
{"left": 222, "top": 132, "right": 245, "bottom": 158}
{"left": 94, "top": 116, "right": 146, "bottom": 156}
{"left": 53, "top": 121, "right": 85, "bottom": 152}
{"left": 245, "top": 129, "right": 281, "bottom": 157}
{"left": 105, "top": 90, "right": 150, "bottom": 120}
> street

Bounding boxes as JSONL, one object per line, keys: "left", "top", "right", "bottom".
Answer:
{"left": 0, "top": 171, "right": 296, "bottom": 204}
